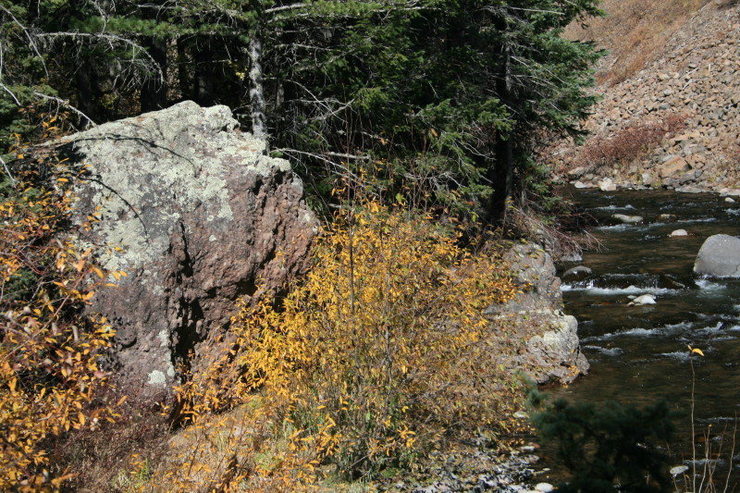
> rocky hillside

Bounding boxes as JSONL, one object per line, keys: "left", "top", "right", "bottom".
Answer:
{"left": 551, "top": 0, "right": 739, "bottom": 194}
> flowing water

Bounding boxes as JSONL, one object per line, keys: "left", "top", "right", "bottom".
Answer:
{"left": 550, "top": 187, "right": 740, "bottom": 486}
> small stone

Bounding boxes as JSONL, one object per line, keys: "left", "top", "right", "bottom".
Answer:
{"left": 513, "top": 411, "right": 529, "bottom": 419}
{"left": 598, "top": 177, "right": 617, "bottom": 192}
{"left": 535, "top": 483, "right": 555, "bottom": 493}
{"left": 573, "top": 181, "right": 590, "bottom": 189}
{"left": 725, "top": 197, "right": 736, "bottom": 203}
{"left": 629, "top": 294, "right": 656, "bottom": 306}
{"left": 670, "top": 229, "right": 689, "bottom": 237}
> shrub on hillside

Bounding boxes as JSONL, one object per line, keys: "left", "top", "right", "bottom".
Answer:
{"left": 161, "top": 203, "right": 525, "bottom": 489}
{"left": 567, "top": 112, "right": 688, "bottom": 173}
{"left": 0, "top": 147, "right": 119, "bottom": 488}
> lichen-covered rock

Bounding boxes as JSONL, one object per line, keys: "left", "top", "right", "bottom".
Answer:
{"left": 486, "top": 243, "right": 589, "bottom": 384}
{"left": 693, "top": 234, "right": 740, "bottom": 278}
{"left": 51, "top": 101, "right": 317, "bottom": 400}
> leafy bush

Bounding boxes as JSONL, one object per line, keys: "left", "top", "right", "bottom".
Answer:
{"left": 0, "top": 150, "right": 119, "bottom": 489}
{"left": 161, "top": 203, "right": 526, "bottom": 489}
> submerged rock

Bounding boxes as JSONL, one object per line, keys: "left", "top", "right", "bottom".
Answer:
{"left": 45, "top": 101, "right": 317, "bottom": 399}
{"left": 694, "top": 234, "right": 740, "bottom": 278}
{"left": 612, "top": 213, "right": 644, "bottom": 224}
{"left": 562, "top": 265, "right": 593, "bottom": 280}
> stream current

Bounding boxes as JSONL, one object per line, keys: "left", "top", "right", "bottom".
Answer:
{"left": 552, "top": 187, "right": 740, "bottom": 484}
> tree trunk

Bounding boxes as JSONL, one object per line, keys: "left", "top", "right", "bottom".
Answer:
{"left": 248, "top": 35, "right": 267, "bottom": 141}
{"left": 488, "top": 132, "right": 514, "bottom": 225}
{"left": 487, "top": 41, "right": 513, "bottom": 226}
{"left": 140, "top": 38, "right": 168, "bottom": 112}
{"left": 74, "top": 61, "right": 103, "bottom": 123}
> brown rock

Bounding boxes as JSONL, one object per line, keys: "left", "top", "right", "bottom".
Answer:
{"left": 659, "top": 156, "right": 690, "bottom": 178}
{"left": 50, "top": 102, "right": 317, "bottom": 400}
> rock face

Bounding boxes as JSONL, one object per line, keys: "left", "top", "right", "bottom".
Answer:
{"left": 486, "top": 243, "right": 589, "bottom": 384}
{"left": 694, "top": 234, "right": 740, "bottom": 277}
{"left": 53, "top": 101, "right": 317, "bottom": 399}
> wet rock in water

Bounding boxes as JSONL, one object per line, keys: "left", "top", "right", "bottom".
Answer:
{"left": 694, "top": 234, "right": 740, "bottom": 278}
{"left": 534, "top": 483, "right": 555, "bottom": 493}
{"left": 573, "top": 180, "right": 591, "bottom": 189}
{"left": 598, "top": 177, "right": 617, "bottom": 191}
{"left": 559, "top": 251, "right": 583, "bottom": 262}
{"left": 562, "top": 265, "right": 593, "bottom": 280}
{"left": 612, "top": 213, "right": 643, "bottom": 224}
{"left": 42, "top": 101, "right": 317, "bottom": 400}
{"left": 725, "top": 197, "right": 736, "bottom": 204}
{"left": 659, "top": 213, "right": 677, "bottom": 221}
{"left": 670, "top": 229, "right": 689, "bottom": 237}
{"left": 629, "top": 294, "right": 657, "bottom": 305}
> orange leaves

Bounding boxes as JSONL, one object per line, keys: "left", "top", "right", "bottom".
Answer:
{"left": 0, "top": 160, "right": 117, "bottom": 489}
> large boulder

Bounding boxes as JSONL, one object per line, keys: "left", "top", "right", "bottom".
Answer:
{"left": 50, "top": 101, "right": 317, "bottom": 399}
{"left": 485, "top": 243, "right": 589, "bottom": 384}
{"left": 693, "top": 234, "right": 740, "bottom": 278}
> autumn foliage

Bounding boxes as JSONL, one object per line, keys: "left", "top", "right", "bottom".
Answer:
{"left": 0, "top": 140, "right": 118, "bottom": 489}
{"left": 149, "top": 203, "right": 525, "bottom": 490}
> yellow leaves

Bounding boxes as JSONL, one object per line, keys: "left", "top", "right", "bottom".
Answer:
{"left": 0, "top": 156, "right": 119, "bottom": 489}
{"left": 688, "top": 345, "right": 705, "bottom": 357}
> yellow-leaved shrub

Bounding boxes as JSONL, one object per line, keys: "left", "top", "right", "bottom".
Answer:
{"left": 0, "top": 148, "right": 118, "bottom": 489}
{"left": 159, "top": 202, "right": 525, "bottom": 489}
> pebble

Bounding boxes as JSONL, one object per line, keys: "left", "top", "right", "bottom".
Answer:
{"left": 670, "top": 229, "right": 688, "bottom": 237}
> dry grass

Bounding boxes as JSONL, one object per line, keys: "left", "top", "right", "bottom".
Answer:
{"left": 565, "top": 0, "right": 711, "bottom": 85}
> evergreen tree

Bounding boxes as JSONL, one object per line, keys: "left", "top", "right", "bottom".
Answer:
{"left": 0, "top": 0, "right": 603, "bottom": 222}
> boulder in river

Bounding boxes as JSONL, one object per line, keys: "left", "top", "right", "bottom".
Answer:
{"left": 629, "top": 294, "right": 657, "bottom": 305}
{"left": 670, "top": 229, "right": 689, "bottom": 237}
{"left": 45, "top": 101, "right": 317, "bottom": 399}
{"left": 612, "top": 213, "right": 643, "bottom": 224}
{"left": 693, "top": 234, "right": 740, "bottom": 278}
{"left": 562, "top": 265, "right": 592, "bottom": 280}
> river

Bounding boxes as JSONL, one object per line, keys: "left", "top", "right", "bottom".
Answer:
{"left": 549, "top": 187, "right": 739, "bottom": 488}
